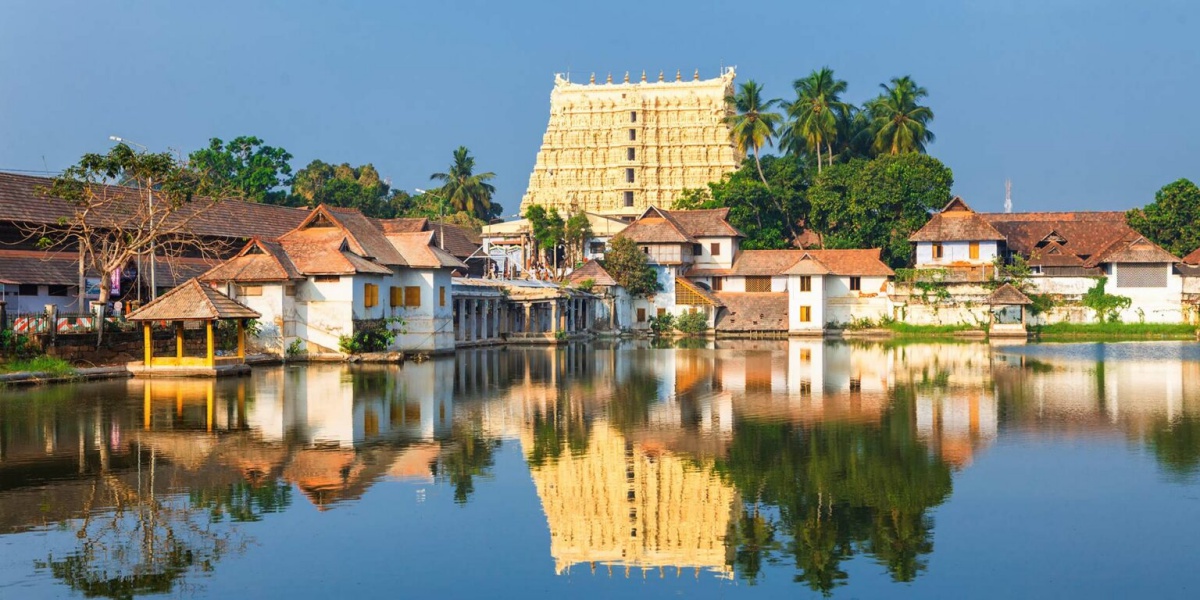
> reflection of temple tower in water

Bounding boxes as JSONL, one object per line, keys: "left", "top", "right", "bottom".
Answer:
{"left": 523, "top": 422, "right": 738, "bottom": 578}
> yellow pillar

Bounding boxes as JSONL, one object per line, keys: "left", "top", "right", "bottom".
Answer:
{"left": 206, "top": 320, "right": 215, "bottom": 367}
{"left": 143, "top": 322, "right": 152, "bottom": 366}
{"left": 175, "top": 321, "right": 184, "bottom": 361}
{"left": 237, "top": 319, "right": 245, "bottom": 360}
{"left": 143, "top": 384, "right": 151, "bottom": 430}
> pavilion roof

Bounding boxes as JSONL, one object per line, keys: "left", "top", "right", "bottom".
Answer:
{"left": 987, "top": 283, "right": 1032, "bottom": 305}
{"left": 127, "top": 278, "right": 261, "bottom": 321}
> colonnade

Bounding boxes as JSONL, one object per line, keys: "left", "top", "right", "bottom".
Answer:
{"left": 453, "top": 295, "right": 594, "bottom": 344}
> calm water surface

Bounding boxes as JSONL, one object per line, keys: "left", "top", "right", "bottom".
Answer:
{"left": 1, "top": 340, "right": 1199, "bottom": 599}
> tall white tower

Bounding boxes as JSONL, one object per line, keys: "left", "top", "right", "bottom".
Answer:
{"left": 1004, "top": 179, "right": 1013, "bottom": 213}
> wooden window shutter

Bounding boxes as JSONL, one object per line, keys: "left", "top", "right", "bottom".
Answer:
{"left": 390, "top": 286, "right": 402, "bottom": 308}
{"left": 405, "top": 286, "right": 421, "bottom": 307}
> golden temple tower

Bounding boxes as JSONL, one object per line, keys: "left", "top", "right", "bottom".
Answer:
{"left": 520, "top": 68, "right": 742, "bottom": 219}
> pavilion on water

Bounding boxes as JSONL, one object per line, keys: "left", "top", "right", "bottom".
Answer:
{"left": 126, "top": 278, "right": 260, "bottom": 377}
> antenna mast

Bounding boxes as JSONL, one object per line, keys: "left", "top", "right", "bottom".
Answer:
{"left": 1004, "top": 179, "right": 1013, "bottom": 213}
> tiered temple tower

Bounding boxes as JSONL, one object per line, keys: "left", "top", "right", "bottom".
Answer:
{"left": 520, "top": 68, "right": 742, "bottom": 219}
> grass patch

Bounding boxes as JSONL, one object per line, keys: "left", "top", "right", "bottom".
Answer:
{"left": 0, "top": 356, "right": 77, "bottom": 376}
{"left": 1033, "top": 322, "right": 1197, "bottom": 340}
{"left": 886, "top": 322, "right": 980, "bottom": 336}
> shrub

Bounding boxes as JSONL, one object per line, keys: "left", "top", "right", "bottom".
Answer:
{"left": 0, "top": 330, "right": 39, "bottom": 360}
{"left": 648, "top": 312, "right": 674, "bottom": 335}
{"left": 575, "top": 278, "right": 596, "bottom": 294}
{"left": 340, "top": 317, "right": 406, "bottom": 354}
{"left": 1082, "top": 277, "right": 1131, "bottom": 323}
{"left": 673, "top": 311, "right": 708, "bottom": 336}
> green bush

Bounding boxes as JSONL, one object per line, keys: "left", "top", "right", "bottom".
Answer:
{"left": 0, "top": 330, "right": 40, "bottom": 360}
{"left": 339, "top": 317, "right": 406, "bottom": 354}
{"left": 674, "top": 311, "right": 709, "bottom": 336}
{"left": 648, "top": 312, "right": 674, "bottom": 335}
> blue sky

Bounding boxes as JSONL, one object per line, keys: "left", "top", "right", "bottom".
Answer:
{"left": 1, "top": 0, "right": 1196, "bottom": 215}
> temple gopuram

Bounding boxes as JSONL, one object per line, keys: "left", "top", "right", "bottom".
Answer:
{"left": 520, "top": 68, "right": 742, "bottom": 220}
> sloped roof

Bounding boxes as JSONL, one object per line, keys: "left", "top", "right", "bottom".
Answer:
{"left": 665, "top": 208, "right": 743, "bottom": 238}
{"left": 567, "top": 261, "right": 617, "bottom": 286}
{"left": 619, "top": 207, "right": 695, "bottom": 244}
{"left": 127, "top": 278, "right": 260, "bottom": 321}
{"left": 675, "top": 277, "right": 724, "bottom": 307}
{"left": 317, "top": 206, "right": 407, "bottom": 266}
{"left": 727, "top": 250, "right": 809, "bottom": 276}
{"left": 910, "top": 197, "right": 1006, "bottom": 242}
{"left": 782, "top": 253, "right": 831, "bottom": 276}
{"left": 201, "top": 239, "right": 302, "bottom": 282}
{"left": 1083, "top": 231, "right": 1180, "bottom": 267}
{"left": 983, "top": 211, "right": 1131, "bottom": 258}
{"left": 1183, "top": 246, "right": 1200, "bottom": 265}
{"left": 1026, "top": 241, "right": 1085, "bottom": 267}
{"left": 0, "top": 249, "right": 216, "bottom": 287}
{"left": 427, "top": 222, "right": 482, "bottom": 259}
{"left": 385, "top": 231, "right": 467, "bottom": 269}
{"left": 279, "top": 228, "right": 391, "bottom": 275}
{"left": 803, "top": 249, "right": 893, "bottom": 276}
{"left": 988, "top": 283, "right": 1032, "bottom": 305}
{"left": 713, "top": 293, "right": 788, "bottom": 332}
{"left": 0, "top": 171, "right": 307, "bottom": 239}
{"left": 377, "top": 217, "right": 429, "bottom": 233}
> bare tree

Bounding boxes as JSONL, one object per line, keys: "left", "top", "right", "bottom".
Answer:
{"left": 27, "top": 143, "right": 232, "bottom": 345}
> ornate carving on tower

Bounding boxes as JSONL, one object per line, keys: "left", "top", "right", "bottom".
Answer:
{"left": 521, "top": 68, "right": 741, "bottom": 218}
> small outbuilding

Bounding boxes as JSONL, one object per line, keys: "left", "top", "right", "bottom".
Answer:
{"left": 988, "top": 283, "right": 1033, "bottom": 338}
{"left": 126, "top": 278, "right": 261, "bottom": 377}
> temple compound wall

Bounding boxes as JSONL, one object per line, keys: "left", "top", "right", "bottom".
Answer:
{"left": 520, "top": 68, "right": 742, "bottom": 220}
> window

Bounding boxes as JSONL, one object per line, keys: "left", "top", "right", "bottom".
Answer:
{"left": 47, "top": 285, "right": 70, "bottom": 297}
{"left": 237, "top": 285, "right": 263, "bottom": 297}
{"left": 18, "top": 284, "right": 38, "bottom": 296}
{"left": 745, "top": 276, "right": 772, "bottom": 293}
{"left": 710, "top": 242, "right": 720, "bottom": 256}
{"left": 623, "top": 191, "right": 634, "bottom": 207}
{"left": 627, "top": 147, "right": 635, "bottom": 160}
{"left": 642, "top": 246, "right": 649, "bottom": 254}
{"left": 711, "top": 277, "right": 723, "bottom": 291}
{"left": 799, "top": 305, "right": 812, "bottom": 322}
{"left": 657, "top": 307, "right": 666, "bottom": 317}
{"left": 693, "top": 243, "right": 703, "bottom": 256}
{"left": 625, "top": 168, "right": 635, "bottom": 183}
{"left": 969, "top": 242, "right": 980, "bottom": 260}
{"left": 1116, "top": 264, "right": 1167, "bottom": 288}
{"left": 932, "top": 243, "right": 944, "bottom": 259}
{"left": 314, "top": 275, "right": 340, "bottom": 283}
{"left": 405, "top": 286, "right": 422, "bottom": 307}
{"left": 629, "top": 129, "right": 636, "bottom": 141}
{"left": 799, "top": 276, "right": 812, "bottom": 292}
{"left": 285, "top": 284, "right": 296, "bottom": 296}
{"left": 637, "top": 308, "right": 646, "bottom": 322}
{"left": 849, "top": 277, "right": 861, "bottom": 291}
{"left": 390, "top": 286, "right": 403, "bottom": 308}
{"left": 364, "top": 283, "right": 379, "bottom": 308}
{"left": 589, "top": 241, "right": 606, "bottom": 254}
{"left": 439, "top": 286, "right": 446, "bottom": 307}
{"left": 630, "top": 111, "right": 637, "bottom": 122}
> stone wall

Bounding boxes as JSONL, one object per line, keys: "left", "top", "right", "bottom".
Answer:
{"left": 35, "top": 330, "right": 211, "bottom": 365}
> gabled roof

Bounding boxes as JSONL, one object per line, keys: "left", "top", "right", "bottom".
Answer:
{"left": 909, "top": 197, "right": 1006, "bottom": 242}
{"left": 377, "top": 217, "right": 429, "bottom": 233}
{"left": 987, "top": 283, "right": 1032, "bottom": 306}
{"left": 567, "top": 260, "right": 617, "bottom": 286}
{"left": 665, "top": 208, "right": 744, "bottom": 238}
{"left": 201, "top": 239, "right": 302, "bottom": 283}
{"left": 1083, "top": 232, "right": 1180, "bottom": 268}
{"left": 786, "top": 249, "right": 894, "bottom": 276}
{"left": 426, "top": 222, "right": 482, "bottom": 259}
{"left": 301, "top": 206, "right": 406, "bottom": 266}
{"left": 385, "top": 231, "right": 467, "bottom": 269}
{"left": 713, "top": 293, "right": 788, "bottom": 332}
{"left": 782, "top": 253, "right": 831, "bottom": 276}
{"left": 278, "top": 227, "right": 391, "bottom": 275}
{"left": 619, "top": 207, "right": 696, "bottom": 244}
{"left": 983, "top": 211, "right": 1131, "bottom": 258}
{"left": 127, "top": 279, "right": 260, "bottom": 321}
{"left": 1181, "top": 246, "right": 1200, "bottom": 266}
{"left": 726, "top": 250, "right": 810, "bottom": 276}
{"left": 1027, "top": 241, "right": 1085, "bottom": 267}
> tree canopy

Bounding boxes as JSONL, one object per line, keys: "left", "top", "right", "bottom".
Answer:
{"left": 726, "top": 80, "right": 784, "bottom": 186}
{"left": 430, "top": 146, "right": 498, "bottom": 221}
{"left": 188, "top": 136, "right": 293, "bottom": 203}
{"left": 1126, "top": 178, "right": 1200, "bottom": 257}
{"left": 602, "top": 236, "right": 660, "bottom": 296}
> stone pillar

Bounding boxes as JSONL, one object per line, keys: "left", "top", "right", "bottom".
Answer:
{"left": 524, "top": 304, "right": 533, "bottom": 334}
{"left": 466, "top": 299, "right": 476, "bottom": 342}
{"left": 499, "top": 303, "right": 508, "bottom": 336}
{"left": 488, "top": 299, "right": 498, "bottom": 339}
{"left": 551, "top": 300, "right": 560, "bottom": 334}
{"left": 456, "top": 299, "right": 465, "bottom": 342}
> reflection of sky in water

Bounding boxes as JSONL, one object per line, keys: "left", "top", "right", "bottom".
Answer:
{"left": 1, "top": 341, "right": 1199, "bottom": 599}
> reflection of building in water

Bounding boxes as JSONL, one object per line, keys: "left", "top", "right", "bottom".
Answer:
{"left": 524, "top": 422, "right": 737, "bottom": 577}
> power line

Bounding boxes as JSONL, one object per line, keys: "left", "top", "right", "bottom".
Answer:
{"left": 0, "top": 167, "right": 62, "bottom": 174}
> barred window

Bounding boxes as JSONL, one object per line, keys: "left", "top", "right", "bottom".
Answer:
{"left": 745, "top": 276, "right": 772, "bottom": 293}
{"left": 1116, "top": 264, "right": 1166, "bottom": 288}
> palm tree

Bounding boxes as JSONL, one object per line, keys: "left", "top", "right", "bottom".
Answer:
{"left": 725, "top": 80, "right": 783, "bottom": 186}
{"left": 867, "top": 76, "right": 935, "bottom": 155}
{"left": 429, "top": 146, "right": 497, "bottom": 220}
{"left": 784, "top": 68, "right": 848, "bottom": 172}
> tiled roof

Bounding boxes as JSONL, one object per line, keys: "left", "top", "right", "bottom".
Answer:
{"left": 427, "top": 222, "right": 482, "bottom": 259}
{"left": 1027, "top": 241, "right": 1085, "bottom": 267}
{"left": 279, "top": 228, "right": 391, "bottom": 275}
{"left": 385, "top": 232, "right": 467, "bottom": 269}
{"left": 1183, "top": 246, "right": 1200, "bottom": 265}
{"left": 0, "top": 171, "right": 307, "bottom": 240}
{"left": 782, "top": 249, "right": 893, "bottom": 276}
{"left": 713, "top": 293, "right": 788, "bottom": 332}
{"left": 1083, "top": 231, "right": 1179, "bottom": 268}
{"left": 127, "top": 279, "right": 260, "bottom": 321}
{"left": 982, "top": 211, "right": 1131, "bottom": 258}
{"left": 910, "top": 197, "right": 1006, "bottom": 242}
{"left": 0, "top": 249, "right": 216, "bottom": 287}
{"left": 377, "top": 218, "right": 429, "bottom": 233}
{"left": 665, "top": 208, "right": 743, "bottom": 238}
{"left": 318, "top": 207, "right": 407, "bottom": 266}
{"left": 619, "top": 207, "right": 695, "bottom": 244}
{"left": 988, "top": 283, "right": 1032, "bottom": 305}
{"left": 201, "top": 239, "right": 302, "bottom": 282}
{"left": 567, "top": 261, "right": 617, "bottom": 286}
{"left": 782, "top": 253, "right": 831, "bottom": 276}
{"left": 729, "top": 250, "right": 809, "bottom": 276}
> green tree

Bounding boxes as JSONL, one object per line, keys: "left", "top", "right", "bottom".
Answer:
{"left": 602, "top": 236, "right": 660, "bottom": 296}
{"left": 1081, "top": 277, "right": 1132, "bottom": 323}
{"left": 867, "top": 76, "right": 935, "bottom": 155}
{"left": 673, "top": 155, "right": 809, "bottom": 248}
{"left": 430, "top": 146, "right": 498, "bottom": 221}
{"left": 291, "top": 160, "right": 399, "bottom": 217}
{"left": 725, "top": 80, "right": 784, "bottom": 186}
{"left": 563, "top": 212, "right": 593, "bottom": 269}
{"left": 1126, "top": 179, "right": 1200, "bottom": 257}
{"left": 783, "top": 68, "right": 849, "bottom": 172}
{"left": 188, "top": 136, "right": 293, "bottom": 203}
{"left": 525, "top": 204, "right": 565, "bottom": 274}
{"left": 808, "top": 153, "right": 953, "bottom": 267}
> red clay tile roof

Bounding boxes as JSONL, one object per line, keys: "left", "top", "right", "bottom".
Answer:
{"left": 1027, "top": 241, "right": 1085, "bottom": 267}
{"left": 782, "top": 253, "right": 832, "bottom": 276}
{"left": 774, "top": 249, "right": 893, "bottom": 276}
{"left": 567, "top": 260, "right": 617, "bottom": 286}
{"left": 982, "top": 211, "right": 1132, "bottom": 259}
{"left": 988, "top": 283, "right": 1032, "bottom": 305}
{"left": 1083, "top": 231, "right": 1179, "bottom": 268}
{"left": 713, "top": 292, "right": 788, "bottom": 332}
{"left": 317, "top": 206, "right": 407, "bottom": 266}
{"left": 0, "top": 171, "right": 307, "bottom": 240}
{"left": 665, "top": 208, "right": 744, "bottom": 237}
{"left": 201, "top": 239, "right": 302, "bottom": 282}
{"left": 730, "top": 250, "right": 809, "bottom": 276}
{"left": 619, "top": 206, "right": 743, "bottom": 245}
{"left": 910, "top": 197, "right": 1006, "bottom": 242}
{"left": 127, "top": 278, "right": 260, "bottom": 321}
{"left": 427, "top": 222, "right": 482, "bottom": 259}
{"left": 385, "top": 231, "right": 467, "bottom": 269}
{"left": 0, "top": 248, "right": 216, "bottom": 287}
{"left": 279, "top": 228, "right": 391, "bottom": 275}
{"left": 1183, "top": 247, "right": 1200, "bottom": 265}
{"left": 377, "top": 217, "right": 429, "bottom": 233}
